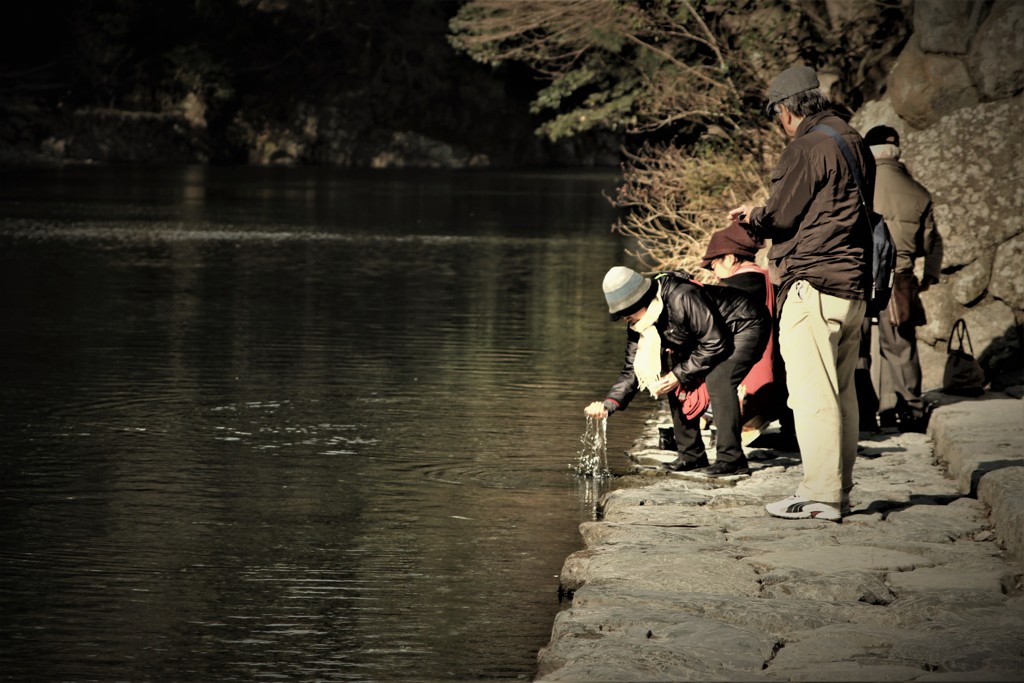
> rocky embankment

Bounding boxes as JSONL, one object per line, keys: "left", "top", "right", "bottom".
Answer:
{"left": 538, "top": 393, "right": 1024, "bottom": 681}
{"left": 851, "top": 0, "right": 1023, "bottom": 392}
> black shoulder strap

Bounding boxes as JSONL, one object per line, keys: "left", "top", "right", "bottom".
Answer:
{"left": 810, "top": 123, "right": 869, "bottom": 214}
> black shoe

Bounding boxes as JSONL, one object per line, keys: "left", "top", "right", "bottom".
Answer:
{"left": 663, "top": 455, "right": 709, "bottom": 472}
{"left": 658, "top": 426, "right": 677, "bottom": 451}
{"left": 703, "top": 460, "right": 751, "bottom": 477}
{"left": 898, "top": 411, "right": 929, "bottom": 433}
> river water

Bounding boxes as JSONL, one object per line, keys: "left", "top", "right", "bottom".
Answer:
{"left": 0, "top": 166, "right": 652, "bottom": 681}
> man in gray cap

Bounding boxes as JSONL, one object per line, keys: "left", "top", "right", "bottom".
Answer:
{"left": 584, "top": 266, "right": 768, "bottom": 476}
{"left": 728, "top": 65, "right": 875, "bottom": 521}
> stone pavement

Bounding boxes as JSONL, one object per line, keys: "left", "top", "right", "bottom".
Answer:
{"left": 537, "top": 392, "right": 1024, "bottom": 682}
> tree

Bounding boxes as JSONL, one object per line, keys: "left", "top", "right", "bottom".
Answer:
{"left": 450, "top": 0, "right": 911, "bottom": 273}
{"left": 450, "top": 0, "right": 761, "bottom": 143}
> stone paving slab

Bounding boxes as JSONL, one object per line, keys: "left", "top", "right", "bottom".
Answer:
{"left": 539, "top": 606, "right": 779, "bottom": 681}
{"left": 979, "top": 467, "right": 1024, "bottom": 562}
{"left": 537, "top": 392, "right": 1024, "bottom": 681}
{"left": 926, "top": 394, "right": 1023, "bottom": 494}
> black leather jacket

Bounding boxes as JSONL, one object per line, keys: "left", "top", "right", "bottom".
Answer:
{"left": 604, "top": 272, "right": 767, "bottom": 413}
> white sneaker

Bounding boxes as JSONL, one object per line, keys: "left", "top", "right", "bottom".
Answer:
{"left": 766, "top": 495, "right": 843, "bottom": 522}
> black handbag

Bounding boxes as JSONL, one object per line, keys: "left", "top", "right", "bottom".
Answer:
{"left": 942, "top": 319, "right": 986, "bottom": 396}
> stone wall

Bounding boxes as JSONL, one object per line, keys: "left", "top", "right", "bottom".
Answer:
{"left": 851, "top": 0, "right": 1023, "bottom": 392}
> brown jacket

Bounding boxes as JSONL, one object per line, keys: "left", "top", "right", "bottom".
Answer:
{"left": 746, "top": 110, "right": 874, "bottom": 306}
{"left": 873, "top": 157, "right": 942, "bottom": 279}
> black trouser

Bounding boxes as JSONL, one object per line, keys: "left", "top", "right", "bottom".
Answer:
{"left": 856, "top": 317, "right": 880, "bottom": 430}
{"left": 877, "top": 313, "right": 924, "bottom": 419}
{"left": 668, "top": 324, "right": 768, "bottom": 464}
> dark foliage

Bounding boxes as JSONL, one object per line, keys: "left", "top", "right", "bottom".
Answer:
{"left": 0, "top": 0, "right": 559, "bottom": 164}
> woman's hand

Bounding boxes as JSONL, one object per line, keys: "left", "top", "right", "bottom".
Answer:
{"left": 652, "top": 373, "right": 680, "bottom": 398}
{"left": 584, "top": 401, "right": 609, "bottom": 419}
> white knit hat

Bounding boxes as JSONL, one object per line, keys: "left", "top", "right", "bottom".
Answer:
{"left": 602, "top": 266, "right": 653, "bottom": 319}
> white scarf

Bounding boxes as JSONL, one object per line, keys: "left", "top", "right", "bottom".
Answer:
{"left": 631, "top": 280, "right": 664, "bottom": 398}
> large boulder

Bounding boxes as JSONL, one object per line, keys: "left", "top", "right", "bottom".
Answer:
{"left": 854, "top": 93, "right": 1023, "bottom": 389}
{"left": 914, "top": 0, "right": 976, "bottom": 54}
{"left": 850, "top": 97, "right": 901, "bottom": 136}
{"left": 990, "top": 232, "right": 1024, "bottom": 312}
{"left": 948, "top": 252, "right": 994, "bottom": 307}
{"left": 903, "top": 98, "right": 1023, "bottom": 270}
{"left": 967, "top": 0, "right": 1024, "bottom": 101}
{"left": 888, "top": 36, "right": 980, "bottom": 129}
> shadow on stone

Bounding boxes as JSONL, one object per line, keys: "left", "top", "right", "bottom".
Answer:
{"left": 857, "top": 444, "right": 908, "bottom": 458}
{"left": 852, "top": 492, "right": 967, "bottom": 518}
{"left": 969, "top": 458, "right": 1023, "bottom": 498}
{"left": 747, "top": 431, "right": 799, "bottom": 452}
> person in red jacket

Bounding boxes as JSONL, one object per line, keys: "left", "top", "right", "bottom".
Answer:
{"left": 700, "top": 223, "right": 788, "bottom": 444}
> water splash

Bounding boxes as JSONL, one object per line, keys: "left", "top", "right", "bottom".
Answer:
{"left": 571, "top": 416, "right": 611, "bottom": 479}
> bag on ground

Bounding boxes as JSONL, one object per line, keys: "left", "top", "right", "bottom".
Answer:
{"left": 942, "top": 318, "right": 985, "bottom": 396}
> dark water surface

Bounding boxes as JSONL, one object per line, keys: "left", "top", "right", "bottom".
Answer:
{"left": 0, "top": 166, "right": 651, "bottom": 681}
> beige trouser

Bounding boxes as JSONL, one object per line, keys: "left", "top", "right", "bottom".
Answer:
{"left": 779, "top": 280, "right": 866, "bottom": 504}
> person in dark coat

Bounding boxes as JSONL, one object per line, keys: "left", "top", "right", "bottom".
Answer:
{"left": 584, "top": 266, "right": 769, "bottom": 476}
{"left": 863, "top": 125, "right": 943, "bottom": 431}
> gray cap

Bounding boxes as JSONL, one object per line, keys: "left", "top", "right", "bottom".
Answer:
{"left": 766, "top": 65, "right": 819, "bottom": 116}
{"left": 602, "top": 266, "right": 652, "bottom": 319}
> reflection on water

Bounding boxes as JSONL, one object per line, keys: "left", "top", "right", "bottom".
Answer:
{"left": 0, "top": 166, "right": 651, "bottom": 681}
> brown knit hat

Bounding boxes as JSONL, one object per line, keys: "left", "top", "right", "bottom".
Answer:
{"left": 700, "top": 223, "right": 764, "bottom": 270}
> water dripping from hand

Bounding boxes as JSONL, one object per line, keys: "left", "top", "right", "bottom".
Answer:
{"left": 571, "top": 416, "right": 611, "bottom": 479}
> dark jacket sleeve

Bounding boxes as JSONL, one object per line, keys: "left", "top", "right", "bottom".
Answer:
{"left": 663, "top": 284, "right": 730, "bottom": 388}
{"left": 603, "top": 328, "right": 641, "bottom": 414}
